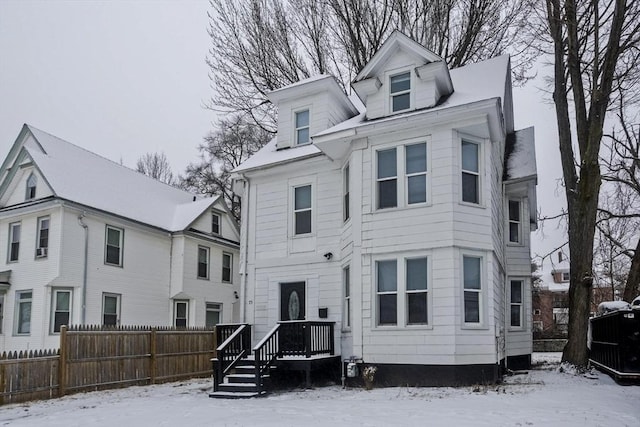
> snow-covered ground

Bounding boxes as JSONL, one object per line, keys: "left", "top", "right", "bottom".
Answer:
{"left": 1, "top": 353, "right": 638, "bottom": 426}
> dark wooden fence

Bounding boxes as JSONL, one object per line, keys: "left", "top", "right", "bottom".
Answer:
{"left": 0, "top": 325, "right": 216, "bottom": 405}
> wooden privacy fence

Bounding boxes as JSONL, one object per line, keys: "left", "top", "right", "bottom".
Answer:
{"left": 0, "top": 325, "right": 217, "bottom": 405}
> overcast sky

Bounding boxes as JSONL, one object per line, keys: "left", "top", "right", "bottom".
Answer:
{"left": 0, "top": 0, "right": 565, "bottom": 258}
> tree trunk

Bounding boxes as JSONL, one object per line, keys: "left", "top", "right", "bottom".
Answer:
{"left": 623, "top": 237, "right": 640, "bottom": 302}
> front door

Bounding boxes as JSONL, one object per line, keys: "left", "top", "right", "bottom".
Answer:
{"left": 280, "top": 282, "right": 305, "bottom": 321}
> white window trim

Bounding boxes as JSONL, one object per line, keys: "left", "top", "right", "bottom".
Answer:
{"left": 290, "top": 181, "right": 314, "bottom": 238}
{"left": 372, "top": 253, "right": 433, "bottom": 330}
{"left": 174, "top": 300, "right": 189, "bottom": 327}
{"left": 36, "top": 216, "right": 50, "bottom": 258}
{"left": 206, "top": 302, "right": 222, "bottom": 327}
{"left": 14, "top": 289, "right": 32, "bottom": 336}
{"left": 104, "top": 225, "right": 124, "bottom": 267}
{"left": 342, "top": 265, "right": 351, "bottom": 331}
{"left": 102, "top": 293, "right": 121, "bottom": 326}
{"left": 387, "top": 67, "right": 413, "bottom": 114}
{"left": 461, "top": 252, "right": 486, "bottom": 329}
{"left": 197, "top": 246, "right": 210, "bottom": 280}
{"left": 343, "top": 162, "right": 350, "bottom": 223}
{"left": 460, "top": 136, "right": 483, "bottom": 206}
{"left": 8, "top": 222, "right": 21, "bottom": 263}
{"left": 211, "top": 212, "right": 221, "bottom": 235}
{"left": 25, "top": 173, "right": 37, "bottom": 200}
{"left": 222, "top": 252, "right": 233, "bottom": 283}
{"left": 508, "top": 278, "right": 525, "bottom": 330}
{"left": 374, "top": 137, "right": 431, "bottom": 211}
{"left": 507, "top": 199, "right": 522, "bottom": 245}
{"left": 50, "top": 288, "right": 72, "bottom": 334}
{"left": 293, "top": 107, "right": 311, "bottom": 146}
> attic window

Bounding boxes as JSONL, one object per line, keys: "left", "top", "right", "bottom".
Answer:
{"left": 25, "top": 173, "right": 37, "bottom": 200}
{"left": 390, "top": 72, "right": 411, "bottom": 112}
{"left": 212, "top": 213, "right": 220, "bottom": 235}
{"left": 295, "top": 110, "right": 310, "bottom": 145}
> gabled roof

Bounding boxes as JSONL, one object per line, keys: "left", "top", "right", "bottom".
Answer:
{"left": 504, "top": 127, "right": 536, "bottom": 182}
{"left": 2, "top": 125, "right": 219, "bottom": 232}
{"left": 354, "top": 31, "right": 444, "bottom": 82}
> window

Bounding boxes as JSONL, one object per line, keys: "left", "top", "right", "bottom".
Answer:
{"left": 508, "top": 200, "right": 521, "bottom": 243}
{"left": 406, "top": 257, "right": 428, "bottom": 325}
{"left": 36, "top": 216, "right": 49, "bottom": 257}
{"left": 343, "top": 266, "right": 351, "bottom": 328}
{"left": 0, "top": 294, "right": 4, "bottom": 334}
{"left": 8, "top": 222, "right": 20, "bottom": 262}
{"left": 533, "top": 309, "right": 541, "bottom": 316}
{"left": 377, "top": 260, "right": 397, "bottom": 325}
{"left": 206, "top": 303, "right": 222, "bottom": 327}
{"left": 405, "top": 142, "right": 427, "bottom": 204}
{"left": 377, "top": 148, "right": 397, "bottom": 209}
{"left": 461, "top": 141, "right": 480, "bottom": 204}
{"left": 222, "top": 252, "right": 232, "bottom": 282}
{"left": 212, "top": 213, "right": 220, "bottom": 235}
{"left": 102, "top": 293, "right": 121, "bottom": 326}
{"left": 197, "top": 246, "right": 210, "bottom": 279}
{"left": 510, "top": 280, "right": 524, "bottom": 328}
{"left": 390, "top": 72, "right": 410, "bottom": 112}
{"left": 25, "top": 173, "right": 37, "bottom": 200}
{"left": 295, "top": 109, "right": 310, "bottom": 145}
{"left": 105, "top": 225, "right": 123, "bottom": 266}
{"left": 294, "top": 185, "right": 312, "bottom": 235}
{"left": 343, "top": 164, "right": 350, "bottom": 222}
{"left": 463, "top": 256, "right": 482, "bottom": 324}
{"left": 15, "top": 290, "right": 32, "bottom": 335}
{"left": 174, "top": 300, "right": 188, "bottom": 327}
{"left": 561, "top": 272, "right": 570, "bottom": 282}
{"left": 51, "top": 289, "right": 72, "bottom": 333}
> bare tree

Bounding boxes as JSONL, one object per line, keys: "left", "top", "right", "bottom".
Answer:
{"left": 207, "top": 0, "right": 537, "bottom": 130}
{"left": 136, "top": 152, "right": 176, "bottom": 185}
{"left": 180, "top": 115, "right": 272, "bottom": 222}
{"left": 542, "top": 0, "right": 640, "bottom": 366}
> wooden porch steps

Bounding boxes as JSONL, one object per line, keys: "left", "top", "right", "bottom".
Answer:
{"left": 209, "top": 361, "right": 273, "bottom": 399}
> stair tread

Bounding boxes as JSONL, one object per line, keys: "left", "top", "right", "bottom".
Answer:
{"left": 209, "top": 391, "right": 266, "bottom": 399}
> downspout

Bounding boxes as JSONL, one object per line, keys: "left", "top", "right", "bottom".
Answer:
{"left": 239, "top": 176, "right": 250, "bottom": 323}
{"left": 78, "top": 213, "right": 89, "bottom": 325}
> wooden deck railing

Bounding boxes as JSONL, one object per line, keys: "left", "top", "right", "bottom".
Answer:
{"left": 212, "top": 323, "right": 251, "bottom": 392}
{"left": 253, "top": 324, "right": 280, "bottom": 393}
{"left": 278, "top": 321, "right": 335, "bottom": 357}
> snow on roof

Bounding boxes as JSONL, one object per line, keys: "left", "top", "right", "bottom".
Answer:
{"left": 235, "top": 55, "right": 511, "bottom": 173}
{"left": 505, "top": 127, "right": 536, "bottom": 180}
{"left": 24, "top": 126, "right": 217, "bottom": 231}
{"left": 536, "top": 253, "right": 570, "bottom": 292}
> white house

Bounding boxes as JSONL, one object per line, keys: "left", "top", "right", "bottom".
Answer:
{"left": 231, "top": 32, "right": 537, "bottom": 387}
{"left": 0, "top": 125, "right": 240, "bottom": 352}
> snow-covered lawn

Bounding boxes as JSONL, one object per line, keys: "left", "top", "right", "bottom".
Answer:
{"left": 1, "top": 353, "right": 638, "bottom": 426}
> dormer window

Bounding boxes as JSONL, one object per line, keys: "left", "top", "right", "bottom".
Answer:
{"left": 212, "top": 213, "right": 220, "bottom": 235}
{"left": 390, "top": 72, "right": 411, "bottom": 112}
{"left": 295, "top": 110, "right": 310, "bottom": 145}
{"left": 26, "top": 173, "right": 37, "bottom": 200}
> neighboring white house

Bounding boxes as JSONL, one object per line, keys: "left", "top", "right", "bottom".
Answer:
{"left": 232, "top": 32, "right": 537, "bottom": 385}
{"left": 0, "top": 125, "right": 240, "bottom": 352}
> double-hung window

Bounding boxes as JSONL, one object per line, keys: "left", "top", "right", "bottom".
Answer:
{"left": 343, "top": 163, "right": 350, "bottom": 222}
{"left": 105, "top": 225, "right": 123, "bottom": 266}
{"left": 51, "top": 289, "right": 72, "bottom": 333}
{"left": 508, "top": 200, "right": 521, "bottom": 243}
{"left": 405, "top": 142, "right": 427, "bottom": 204}
{"left": 377, "top": 260, "right": 397, "bottom": 325}
{"left": 15, "top": 290, "right": 32, "bottom": 335}
{"left": 406, "top": 257, "right": 428, "bottom": 325}
{"left": 343, "top": 266, "right": 351, "bottom": 329}
{"left": 174, "top": 300, "right": 188, "bottom": 327}
{"left": 222, "top": 252, "right": 232, "bottom": 283}
{"left": 0, "top": 294, "right": 4, "bottom": 334}
{"left": 461, "top": 140, "right": 480, "bottom": 204}
{"left": 390, "top": 72, "right": 411, "bottom": 112}
{"left": 295, "top": 110, "right": 310, "bottom": 145}
{"left": 36, "top": 217, "right": 49, "bottom": 257}
{"left": 294, "top": 185, "right": 312, "bottom": 235}
{"left": 198, "top": 246, "right": 210, "bottom": 279}
{"left": 8, "top": 222, "right": 20, "bottom": 262}
{"left": 377, "top": 148, "right": 397, "bottom": 209}
{"left": 102, "top": 293, "right": 121, "bottom": 326}
{"left": 206, "top": 303, "right": 222, "bottom": 327}
{"left": 212, "top": 213, "right": 220, "bottom": 235}
{"left": 510, "top": 279, "right": 524, "bottom": 328}
{"left": 26, "top": 173, "right": 37, "bottom": 200}
{"left": 463, "top": 256, "right": 482, "bottom": 324}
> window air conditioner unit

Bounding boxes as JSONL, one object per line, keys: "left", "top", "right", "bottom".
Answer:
{"left": 36, "top": 247, "right": 48, "bottom": 257}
